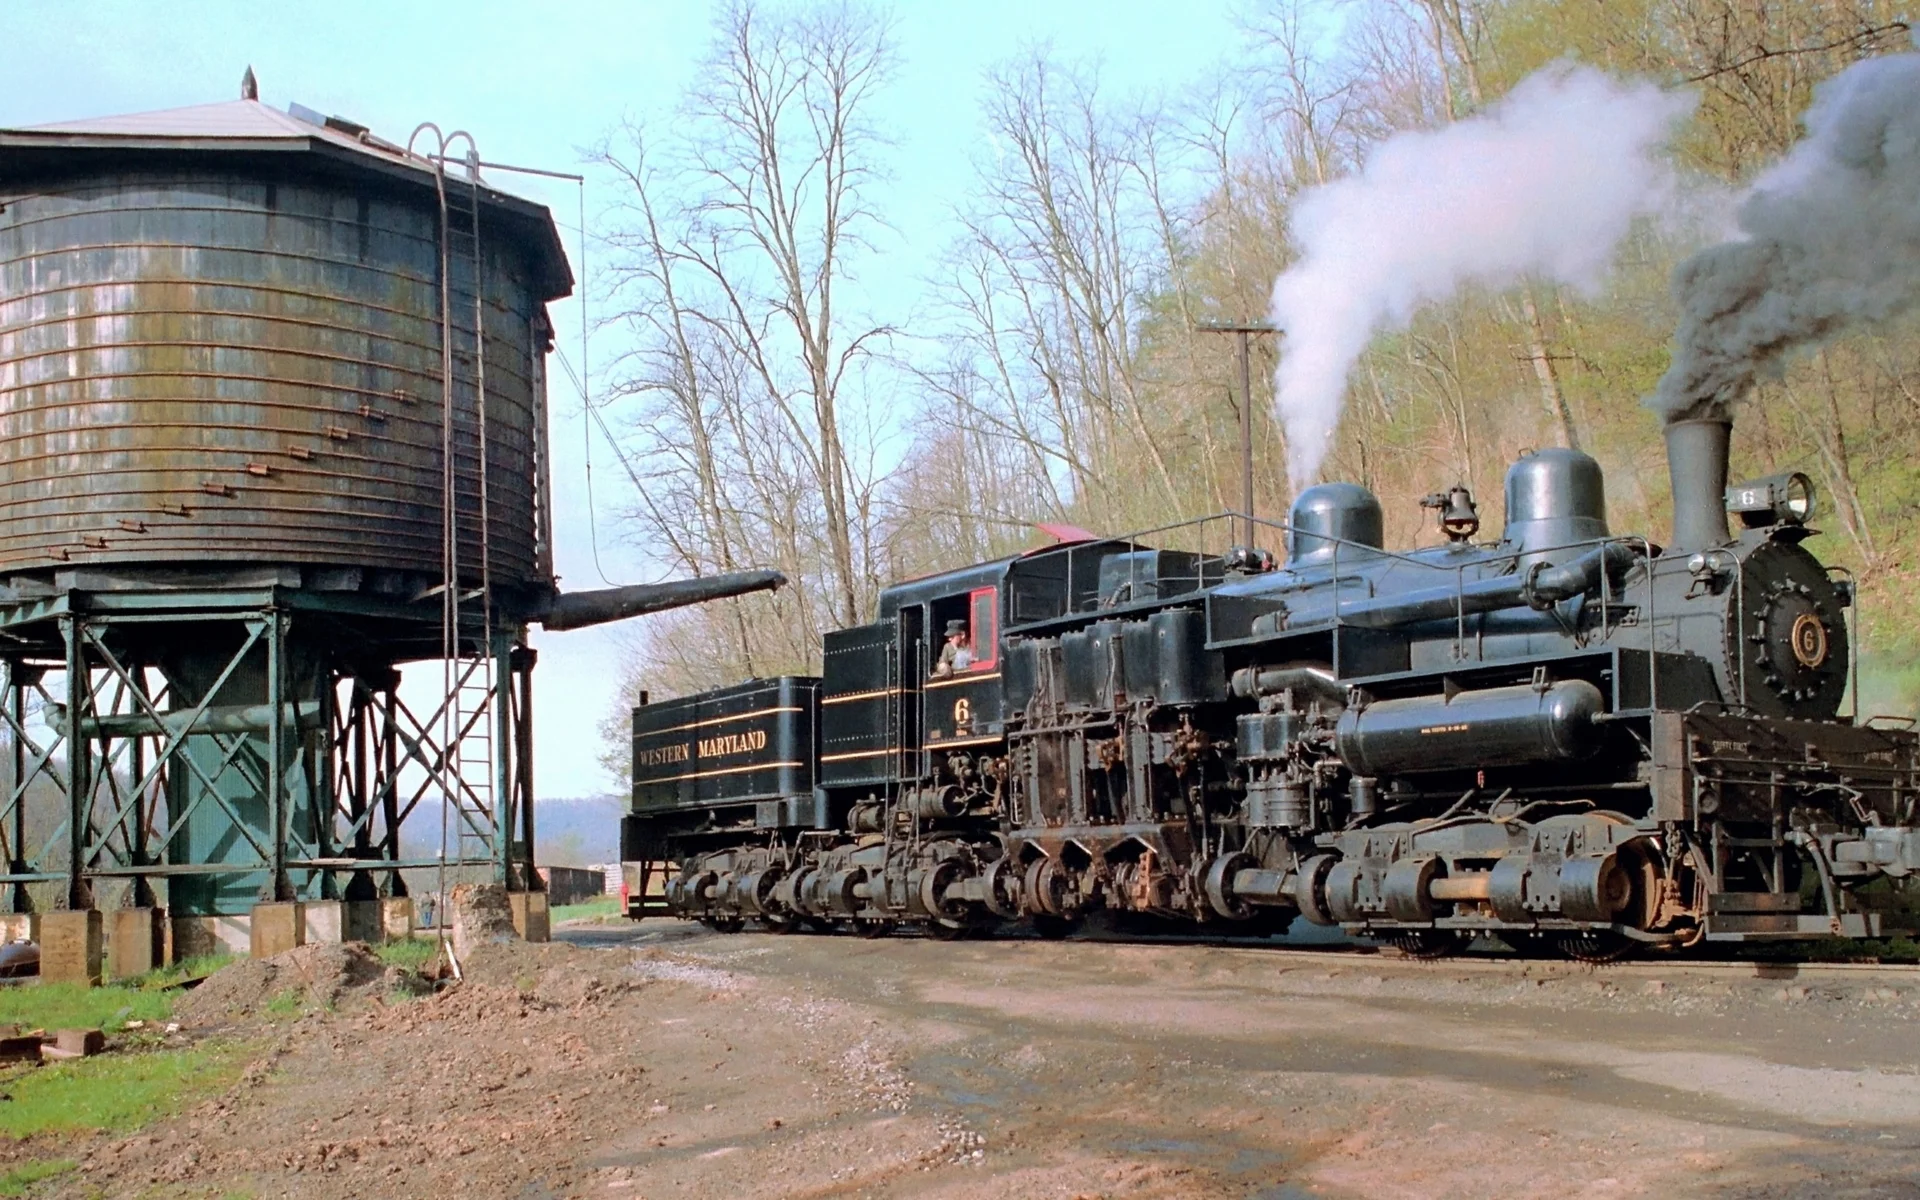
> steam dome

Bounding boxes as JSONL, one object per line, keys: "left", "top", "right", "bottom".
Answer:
{"left": 1287, "top": 483, "right": 1384, "bottom": 566}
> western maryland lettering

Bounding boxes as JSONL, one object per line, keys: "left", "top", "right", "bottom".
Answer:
{"left": 635, "top": 742, "right": 691, "bottom": 768}
{"left": 635, "top": 727, "right": 768, "bottom": 772}
{"left": 698, "top": 729, "right": 768, "bottom": 758}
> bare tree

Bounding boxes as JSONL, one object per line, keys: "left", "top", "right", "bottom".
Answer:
{"left": 933, "top": 54, "right": 1221, "bottom": 534}
{"left": 594, "top": 0, "right": 900, "bottom": 702}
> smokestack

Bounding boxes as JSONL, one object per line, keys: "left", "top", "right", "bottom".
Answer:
{"left": 536, "top": 569, "right": 786, "bottom": 632}
{"left": 1664, "top": 418, "right": 1731, "bottom": 553}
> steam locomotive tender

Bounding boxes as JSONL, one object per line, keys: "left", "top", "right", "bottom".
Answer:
{"left": 625, "top": 418, "right": 1920, "bottom": 959}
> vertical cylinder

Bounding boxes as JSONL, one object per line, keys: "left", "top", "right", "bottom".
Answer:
{"left": 516, "top": 651, "right": 537, "bottom": 887}
{"left": 493, "top": 630, "right": 514, "bottom": 889}
{"left": 266, "top": 613, "right": 288, "bottom": 903}
{"left": 61, "top": 616, "right": 91, "bottom": 910}
{"left": 380, "top": 682, "right": 403, "bottom": 898}
{"left": 128, "top": 671, "right": 154, "bottom": 908}
{"left": 5, "top": 664, "right": 27, "bottom": 914}
{"left": 1277, "top": 781, "right": 1310, "bottom": 828}
{"left": 1665, "top": 418, "right": 1732, "bottom": 552}
{"left": 1349, "top": 775, "right": 1379, "bottom": 821}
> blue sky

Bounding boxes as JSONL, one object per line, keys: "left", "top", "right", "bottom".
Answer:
{"left": 3, "top": 0, "right": 1256, "bottom": 798}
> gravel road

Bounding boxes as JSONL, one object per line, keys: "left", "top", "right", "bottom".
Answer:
{"left": 55, "top": 921, "right": 1920, "bottom": 1198}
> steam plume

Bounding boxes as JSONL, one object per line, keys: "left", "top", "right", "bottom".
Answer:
{"left": 1654, "top": 52, "right": 1920, "bottom": 422}
{"left": 1268, "top": 65, "right": 1693, "bottom": 486}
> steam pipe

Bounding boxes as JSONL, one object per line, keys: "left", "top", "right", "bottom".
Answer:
{"left": 536, "top": 569, "right": 786, "bottom": 632}
{"left": 1327, "top": 542, "right": 1636, "bottom": 630}
{"left": 1664, "top": 418, "right": 1732, "bottom": 552}
{"left": 1231, "top": 663, "right": 1345, "bottom": 706}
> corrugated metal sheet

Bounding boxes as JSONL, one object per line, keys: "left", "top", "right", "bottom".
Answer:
{"left": 0, "top": 169, "right": 551, "bottom": 585}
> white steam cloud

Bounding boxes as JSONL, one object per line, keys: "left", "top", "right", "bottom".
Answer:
{"left": 1268, "top": 64, "right": 1696, "bottom": 487}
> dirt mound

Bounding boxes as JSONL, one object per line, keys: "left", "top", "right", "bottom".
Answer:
{"left": 177, "top": 942, "right": 391, "bottom": 1026}
{"left": 460, "top": 939, "right": 637, "bottom": 1010}
{"left": 448, "top": 883, "right": 516, "bottom": 960}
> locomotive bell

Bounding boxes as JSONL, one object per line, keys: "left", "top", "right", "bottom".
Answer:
{"left": 1286, "top": 483, "right": 1384, "bottom": 566}
{"left": 1420, "top": 484, "right": 1480, "bottom": 543}
{"left": 1503, "top": 448, "right": 1608, "bottom": 556}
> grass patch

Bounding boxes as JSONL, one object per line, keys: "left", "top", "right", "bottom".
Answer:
{"left": 0, "top": 1041, "right": 248, "bottom": 1138}
{"left": 137, "top": 952, "right": 234, "bottom": 990}
{"left": 0, "top": 1158, "right": 75, "bottom": 1195}
{"left": 551, "top": 895, "right": 623, "bottom": 924}
{"left": 0, "top": 955, "right": 229, "bottom": 1042}
{"left": 262, "top": 989, "right": 303, "bottom": 1021}
{"left": 0, "top": 1158, "right": 76, "bottom": 1195}
{"left": 0, "top": 981, "right": 172, "bottom": 1035}
{"left": 374, "top": 937, "right": 439, "bottom": 972}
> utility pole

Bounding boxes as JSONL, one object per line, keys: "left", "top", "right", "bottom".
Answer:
{"left": 1198, "top": 321, "right": 1278, "bottom": 547}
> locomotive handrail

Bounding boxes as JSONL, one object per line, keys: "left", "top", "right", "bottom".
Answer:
{"left": 1080, "top": 508, "right": 1649, "bottom": 581}
{"left": 1049, "top": 509, "right": 1657, "bottom": 687}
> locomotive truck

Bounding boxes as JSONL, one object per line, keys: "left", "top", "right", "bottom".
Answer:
{"left": 621, "top": 417, "right": 1920, "bottom": 961}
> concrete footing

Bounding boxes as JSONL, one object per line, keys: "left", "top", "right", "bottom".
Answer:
{"left": 173, "top": 913, "right": 252, "bottom": 959}
{"left": 29, "top": 889, "right": 536, "bottom": 983}
{"left": 510, "top": 891, "right": 551, "bottom": 943}
{"left": 168, "top": 899, "right": 408, "bottom": 966}
{"left": 109, "top": 908, "right": 165, "bottom": 980}
{"left": 344, "top": 900, "right": 384, "bottom": 943}
{"left": 303, "top": 900, "right": 343, "bottom": 946}
{"left": 249, "top": 902, "right": 304, "bottom": 959}
{"left": 41, "top": 910, "right": 104, "bottom": 985}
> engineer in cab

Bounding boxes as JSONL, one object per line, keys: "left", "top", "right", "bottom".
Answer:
{"left": 932, "top": 619, "right": 973, "bottom": 678}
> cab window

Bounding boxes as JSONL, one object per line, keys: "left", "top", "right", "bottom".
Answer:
{"left": 968, "top": 587, "right": 998, "bottom": 670}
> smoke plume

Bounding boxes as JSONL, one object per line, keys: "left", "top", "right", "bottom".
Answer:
{"left": 1654, "top": 52, "right": 1920, "bottom": 423}
{"left": 1268, "top": 65, "right": 1694, "bottom": 486}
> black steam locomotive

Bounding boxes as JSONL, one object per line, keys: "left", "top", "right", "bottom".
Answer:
{"left": 622, "top": 418, "right": 1920, "bottom": 959}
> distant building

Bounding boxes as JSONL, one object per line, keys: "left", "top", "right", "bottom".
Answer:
{"left": 589, "top": 864, "right": 626, "bottom": 895}
{"left": 537, "top": 866, "right": 607, "bottom": 907}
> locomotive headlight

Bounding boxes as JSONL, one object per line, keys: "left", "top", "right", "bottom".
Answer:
{"left": 1781, "top": 473, "right": 1814, "bottom": 522}
{"left": 1726, "top": 472, "right": 1816, "bottom": 528}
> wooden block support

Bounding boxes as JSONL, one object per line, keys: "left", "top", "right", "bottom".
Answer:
{"left": 51, "top": 1021, "right": 105, "bottom": 1052}
{"left": 40, "top": 910, "right": 104, "bottom": 985}
{"left": 509, "top": 891, "right": 551, "bottom": 944}
{"left": 249, "top": 902, "right": 304, "bottom": 959}
{"left": 109, "top": 908, "right": 164, "bottom": 980}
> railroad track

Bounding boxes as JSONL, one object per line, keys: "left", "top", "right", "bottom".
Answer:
{"left": 1168, "top": 942, "right": 1920, "bottom": 983}
{"left": 584, "top": 915, "right": 1920, "bottom": 981}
